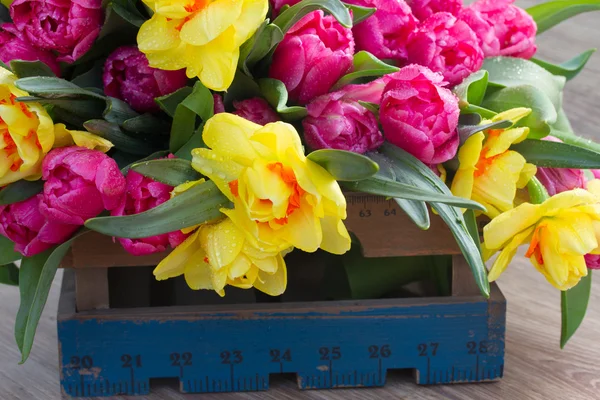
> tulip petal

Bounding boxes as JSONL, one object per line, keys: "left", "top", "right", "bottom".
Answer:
{"left": 179, "top": 0, "right": 243, "bottom": 46}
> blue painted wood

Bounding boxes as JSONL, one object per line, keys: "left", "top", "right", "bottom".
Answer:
{"left": 57, "top": 274, "right": 505, "bottom": 397}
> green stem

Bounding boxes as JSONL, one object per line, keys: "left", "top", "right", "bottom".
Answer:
{"left": 462, "top": 104, "right": 498, "bottom": 119}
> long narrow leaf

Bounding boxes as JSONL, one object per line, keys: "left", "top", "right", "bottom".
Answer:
{"left": 512, "top": 139, "right": 600, "bottom": 168}
{"left": 561, "top": 271, "right": 592, "bottom": 348}
{"left": 85, "top": 180, "right": 230, "bottom": 238}
{"left": 308, "top": 149, "right": 379, "bottom": 181}
{"left": 0, "top": 263, "right": 19, "bottom": 286}
{"left": 380, "top": 143, "right": 490, "bottom": 298}
{"left": 531, "top": 49, "right": 597, "bottom": 81}
{"left": 131, "top": 158, "right": 202, "bottom": 186}
{"left": 527, "top": 1, "right": 600, "bottom": 34}
{"left": 0, "top": 236, "right": 21, "bottom": 265}
{"left": 0, "top": 180, "right": 43, "bottom": 206}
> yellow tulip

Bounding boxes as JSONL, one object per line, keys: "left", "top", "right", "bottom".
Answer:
{"left": 483, "top": 186, "right": 600, "bottom": 290}
{"left": 154, "top": 218, "right": 288, "bottom": 296}
{"left": 0, "top": 67, "right": 112, "bottom": 186}
{"left": 191, "top": 113, "right": 351, "bottom": 255}
{"left": 451, "top": 108, "right": 537, "bottom": 218}
{"left": 137, "top": 0, "right": 268, "bottom": 91}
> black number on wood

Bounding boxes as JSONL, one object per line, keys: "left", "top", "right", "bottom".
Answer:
{"left": 418, "top": 343, "right": 439, "bottom": 356}
{"left": 319, "top": 347, "right": 341, "bottom": 360}
{"left": 359, "top": 210, "right": 372, "bottom": 218}
{"left": 467, "top": 341, "right": 488, "bottom": 354}
{"left": 70, "top": 355, "right": 93, "bottom": 369}
{"left": 121, "top": 354, "right": 142, "bottom": 368}
{"left": 171, "top": 352, "right": 193, "bottom": 366}
{"left": 270, "top": 349, "right": 292, "bottom": 362}
{"left": 221, "top": 350, "right": 243, "bottom": 364}
{"left": 368, "top": 345, "right": 392, "bottom": 358}
{"left": 384, "top": 209, "right": 397, "bottom": 216}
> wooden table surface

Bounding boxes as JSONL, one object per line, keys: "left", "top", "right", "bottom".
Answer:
{"left": 2, "top": 1, "right": 600, "bottom": 399}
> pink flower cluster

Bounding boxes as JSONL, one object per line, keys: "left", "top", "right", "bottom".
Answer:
{"left": 0, "top": 147, "right": 186, "bottom": 257}
{"left": 1, "top": 0, "right": 104, "bottom": 73}
{"left": 267, "top": 0, "right": 537, "bottom": 162}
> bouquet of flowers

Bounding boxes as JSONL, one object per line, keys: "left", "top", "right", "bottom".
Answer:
{"left": 1, "top": 0, "right": 600, "bottom": 363}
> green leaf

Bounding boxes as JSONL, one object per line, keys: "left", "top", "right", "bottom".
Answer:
{"left": 308, "top": 149, "right": 379, "bottom": 181}
{"left": 0, "top": 263, "right": 19, "bottom": 286}
{"left": 240, "top": 22, "right": 285, "bottom": 76}
{"left": 273, "top": 0, "right": 352, "bottom": 32}
{"left": 483, "top": 85, "right": 557, "bottom": 139}
{"left": 170, "top": 81, "right": 214, "bottom": 153}
{"left": 111, "top": 0, "right": 147, "bottom": 27}
{"left": 16, "top": 96, "right": 104, "bottom": 121}
{"left": 343, "top": 175, "right": 486, "bottom": 210}
{"left": 120, "top": 150, "right": 169, "bottom": 175}
{"left": 9, "top": 60, "right": 56, "bottom": 78}
{"left": 368, "top": 152, "right": 430, "bottom": 230}
{"left": 358, "top": 101, "right": 379, "bottom": 118}
{"left": 462, "top": 104, "right": 498, "bottom": 119}
{"left": 380, "top": 143, "right": 490, "bottom": 298}
{"left": 258, "top": 78, "right": 308, "bottom": 121}
{"left": 531, "top": 49, "right": 597, "bottom": 81}
{"left": 458, "top": 120, "right": 512, "bottom": 144}
{"left": 333, "top": 51, "right": 399, "bottom": 90}
{"left": 454, "top": 70, "right": 489, "bottom": 107}
{"left": 0, "top": 180, "right": 44, "bottom": 206}
{"left": 0, "top": 3, "right": 10, "bottom": 24}
{"left": 16, "top": 231, "right": 88, "bottom": 363}
{"left": 224, "top": 71, "right": 263, "bottom": 108}
{"left": 0, "top": 236, "right": 21, "bottom": 266}
{"left": 483, "top": 57, "right": 566, "bottom": 109}
{"left": 174, "top": 127, "right": 206, "bottom": 160}
{"left": 344, "top": 3, "right": 376, "bottom": 24}
{"left": 512, "top": 139, "right": 600, "bottom": 168}
{"left": 527, "top": 0, "right": 600, "bottom": 34}
{"left": 561, "top": 271, "right": 592, "bottom": 348}
{"left": 85, "top": 180, "right": 230, "bottom": 238}
{"left": 156, "top": 86, "right": 193, "bottom": 117}
{"left": 14, "top": 77, "right": 106, "bottom": 100}
{"left": 131, "top": 158, "right": 202, "bottom": 186}
{"left": 122, "top": 114, "right": 170, "bottom": 136}
{"left": 103, "top": 97, "right": 139, "bottom": 125}
{"left": 464, "top": 209, "right": 482, "bottom": 255}
{"left": 71, "top": 60, "right": 105, "bottom": 89}
{"left": 84, "top": 119, "right": 156, "bottom": 155}
{"left": 551, "top": 128, "right": 600, "bottom": 154}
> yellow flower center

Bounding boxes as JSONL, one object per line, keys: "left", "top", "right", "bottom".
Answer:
{"left": 525, "top": 224, "right": 545, "bottom": 265}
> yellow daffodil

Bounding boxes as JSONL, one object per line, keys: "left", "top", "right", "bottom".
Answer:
{"left": 1, "top": 0, "right": 12, "bottom": 7}
{"left": 137, "top": 0, "right": 268, "bottom": 91}
{"left": 483, "top": 183, "right": 600, "bottom": 290}
{"left": 451, "top": 108, "right": 537, "bottom": 218}
{"left": 0, "top": 67, "right": 112, "bottom": 186}
{"left": 191, "top": 113, "right": 351, "bottom": 255}
{"left": 154, "top": 218, "right": 288, "bottom": 296}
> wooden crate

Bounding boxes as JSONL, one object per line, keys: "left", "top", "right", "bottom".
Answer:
{"left": 57, "top": 194, "right": 506, "bottom": 397}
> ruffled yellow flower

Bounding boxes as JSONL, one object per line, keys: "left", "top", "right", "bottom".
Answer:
{"left": 0, "top": 67, "right": 112, "bottom": 186}
{"left": 137, "top": 0, "right": 268, "bottom": 91}
{"left": 154, "top": 217, "right": 288, "bottom": 296}
{"left": 191, "top": 113, "right": 351, "bottom": 255}
{"left": 483, "top": 183, "right": 600, "bottom": 290}
{"left": 451, "top": 108, "right": 537, "bottom": 218}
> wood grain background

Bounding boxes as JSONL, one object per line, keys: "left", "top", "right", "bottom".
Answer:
{"left": 1, "top": 1, "right": 600, "bottom": 398}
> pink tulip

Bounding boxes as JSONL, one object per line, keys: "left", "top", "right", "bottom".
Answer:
{"left": 10, "top": 0, "right": 104, "bottom": 63}
{"left": 380, "top": 64, "right": 460, "bottom": 164}
{"left": 585, "top": 254, "right": 600, "bottom": 270}
{"left": 269, "top": 10, "right": 354, "bottom": 105}
{"left": 344, "top": 0, "right": 417, "bottom": 63}
{"left": 459, "top": 0, "right": 537, "bottom": 59}
{"left": 111, "top": 163, "right": 188, "bottom": 256}
{"left": 407, "top": 12, "right": 483, "bottom": 86}
{"left": 40, "top": 147, "right": 126, "bottom": 226}
{"left": 303, "top": 89, "right": 384, "bottom": 154}
{"left": 213, "top": 94, "right": 225, "bottom": 114}
{"left": 593, "top": 170, "right": 600, "bottom": 180}
{"left": 536, "top": 137, "right": 586, "bottom": 196}
{"left": 0, "top": 195, "right": 77, "bottom": 256}
{"left": 0, "top": 23, "right": 60, "bottom": 76}
{"left": 233, "top": 98, "right": 280, "bottom": 125}
{"left": 406, "top": 0, "right": 463, "bottom": 20}
{"left": 103, "top": 46, "right": 187, "bottom": 113}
